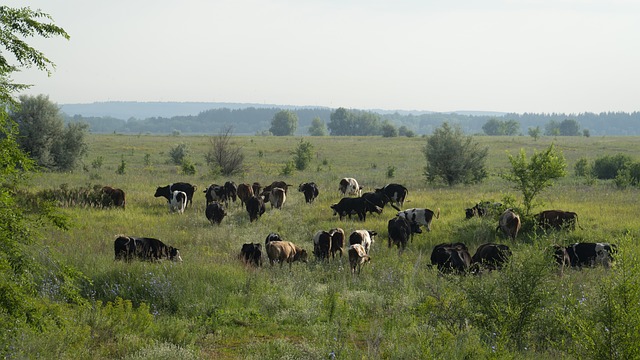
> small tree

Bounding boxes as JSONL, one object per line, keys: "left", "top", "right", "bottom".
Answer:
{"left": 381, "top": 121, "right": 398, "bottom": 137}
{"left": 423, "top": 122, "right": 488, "bottom": 186}
{"left": 10, "top": 94, "right": 88, "bottom": 171}
{"left": 205, "top": 126, "right": 245, "bottom": 175}
{"left": 528, "top": 126, "right": 541, "bottom": 141}
{"left": 308, "top": 117, "right": 327, "bottom": 136}
{"left": 269, "top": 110, "right": 298, "bottom": 136}
{"left": 501, "top": 144, "right": 567, "bottom": 215}
{"left": 292, "top": 139, "right": 314, "bottom": 171}
{"left": 168, "top": 143, "right": 189, "bottom": 165}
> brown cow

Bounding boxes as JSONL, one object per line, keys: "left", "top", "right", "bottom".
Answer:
{"left": 236, "top": 183, "right": 254, "bottom": 206}
{"left": 101, "top": 186, "right": 126, "bottom": 209}
{"left": 265, "top": 240, "right": 308, "bottom": 268}
{"left": 348, "top": 243, "right": 370, "bottom": 274}
{"left": 498, "top": 209, "right": 521, "bottom": 240}
{"left": 471, "top": 243, "right": 512, "bottom": 271}
{"left": 536, "top": 210, "right": 578, "bottom": 230}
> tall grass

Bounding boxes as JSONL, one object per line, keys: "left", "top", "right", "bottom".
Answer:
{"left": 10, "top": 134, "right": 640, "bottom": 359}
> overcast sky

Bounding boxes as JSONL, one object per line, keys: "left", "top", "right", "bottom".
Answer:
{"left": 7, "top": 0, "right": 640, "bottom": 113}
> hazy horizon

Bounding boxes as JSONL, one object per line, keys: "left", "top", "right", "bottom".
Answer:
{"left": 7, "top": 0, "right": 640, "bottom": 114}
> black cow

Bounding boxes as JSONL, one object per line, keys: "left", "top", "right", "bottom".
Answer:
{"left": 330, "top": 197, "right": 382, "bottom": 221}
{"left": 265, "top": 232, "right": 284, "bottom": 246}
{"left": 224, "top": 181, "right": 237, "bottom": 203}
{"left": 471, "top": 243, "right": 512, "bottom": 271}
{"left": 155, "top": 182, "right": 197, "bottom": 208}
{"left": 329, "top": 228, "right": 345, "bottom": 259}
{"left": 430, "top": 242, "right": 471, "bottom": 274}
{"left": 565, "top": 242, "right": 617, "bottom": 268}
{"left": 387, "top": 216, "right": 422, "bottom": 252}
{"left": 312, "top": 230, "right": 332, "bottom": 260}
{"left": 298, "top": 182, "right": 319, "bottom": 203}
{"left": 240, "top": 243, "right": 262, "bottom": 266}
{"left": 205, "top": 201, "right": 226, "bottom": 225}
{"left": 465, "top": 201, "right": 503, "bottom": 219}
{"left": 375, "top": 183, "right": 408, "bottom": 209}
{"left": 204, "top": 184, "right": 226, "bottom": 205}
{"left": 264, "top": 180, "right": 291, "bottom": 194}
{"left": 114, "top": 235, "right": 182, "bottom": 262}
{"left": 246, "top": 196, "right": 266, "bottom": 222}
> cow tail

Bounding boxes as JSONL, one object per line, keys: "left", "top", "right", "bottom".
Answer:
{"left": 435, "top": 208, "right": 440, "bottom": 219}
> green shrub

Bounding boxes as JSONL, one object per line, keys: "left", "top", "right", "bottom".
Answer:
{"left": 116, "top": 158, "right": 126, "bottom": 175}
{"left": 168, "top": 143, "right": 189, "bottom": 165}
{"left": 181, "top": 158, "right": 196, "bottom": 175}
{"left": 574, "top": 157, "right": 590, "bottom": 177}
{"left": 592, "top": 153, "right": 632, "bottom": 179}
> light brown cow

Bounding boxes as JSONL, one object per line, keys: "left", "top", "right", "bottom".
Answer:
{"left": 236, "top": 183, "right": 254, "bottom": 206}
{"left": 498, "top": 209, "right": 521, "bottom": 240}
{"left": 266, "top": 241, "right": 308, "bottom": 269}
{"left": 348, "top": 244, "right": 370, "bottom": 274}
{"left": 269, "top": 187, "right": 286, "bottom": 209}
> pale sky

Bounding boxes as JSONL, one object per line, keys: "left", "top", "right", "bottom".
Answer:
{"left": 6, "top": 0, "right": 640, "bottom": 113}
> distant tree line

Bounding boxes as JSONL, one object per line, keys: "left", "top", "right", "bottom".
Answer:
{"left": 63, "top": 106, "right": 640, "bottom": 136}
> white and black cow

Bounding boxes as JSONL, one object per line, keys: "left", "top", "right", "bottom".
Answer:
{"left": 265, "top": 232, "right": 284, "bottom": 246}
{"left": 155, "top": 182, "right": 196, "bottom": 208}
{"left": 298, "top": 182, "right": 319, "bottom": 203}
{"left": 205, "top": 201, "right": 226, "bottom": 225}
{"left": 269, "top": 187, "right": 286, "bottom": 209}
{"left": 312, "top": 230, "right": 332, "bottom": 260}
{"left": 375, "top": 183, "right": 408, "bottom": 209}
{"left": 339, "top": 177, "right": 362, "bottom": 197}
{"left": 565, "top": 242, "right": 617, "bottom": 268}
{"left": 169, "top": 190, "right": 187, "bottom": 214}
{"left": 348, "top": 230, "right": 377, "bottom": 254}
{"left": 204, "top": 184, "right": 226, "bottom": 205}
{"left": 397, "top": 208, "right": 440, "bottom": 232}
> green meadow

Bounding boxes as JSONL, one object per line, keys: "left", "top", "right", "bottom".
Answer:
{"left": 16, "top": 134, "right": 640, "bottom": 359}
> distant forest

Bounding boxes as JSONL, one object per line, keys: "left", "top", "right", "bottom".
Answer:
{"left": 61, "top": 102, "right": 640, "bottom": 136}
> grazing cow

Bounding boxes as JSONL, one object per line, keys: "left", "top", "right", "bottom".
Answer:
{"left": 553, "top": 244, "right": 571, "bottom": 267}
{"left": 205, "top": 201, "right": 226, "bottom": 225}
{"left": 331, "top": 197, "right": 382, "bottom": 221}
{"left": 204, "top": 184, "right": 226, "bottom": 205}
{"left": 430, "top": 242, "right": 471, "bottom": 274}
{"left": 246, "top": 196, "right": 266, "bottom": 222}
{"left": 236, "top": 183, "right": 254, "bottom": 206}
{"left": 265, "top": 240, "right": 308, "bottom": 268}
{"left": 465, "top": 201, "right": 503, "bottom": 219}
{"left": 375, "top": 183, "right": 408, "bottom": 208}
{"left": 169, "top": 191, "right": 187, "bottom": 213}
{"left": 471, "top": 243, "right": 512, "bottom": 271}
{"left": 269, "top": 187, "right": 286, "bottom": 209}
{"left": 387, "top": 216, "right": 421, "bottom": 253}
{"left": 240, "top": 243, "right": 262, "bottom": 266}
{"left": 224, "top": 181, "right": 237, "bottom": 203}
{"left": 312, "top": 230, "right": 332, "bottom": 260}
{"left": 264, "top": 180, "right": 291, "bottom": 194}
{"left": 536, "top": 210, "right": 579, "bottom": 230}
{"left": 265, "top": 232, "right": 284, "bottom": 246}
{"left": 155, "top": 182, "right": 197, "bottom": 208}
{"left": 565, "top": 242, "right": 617, "bottom": 268}
{"left": 339, "top": 177, "right": 362, "bottom": 197}
{"left": 101, "top": 186, "right": 126, "bottom": 209}
{"left": 329, "top": 228, "right": 345, "bottom": 259}
{"left": 498, "top": 209, "right": 521, "bottom": 240}
{"left": 396, "top": 208, "right": 440, "bottom": 232}
{"left": 114, "top": 235, "right": 182, "bottom": 262}
{"left": 298, "top": 182, "right": 319, "bottom": 203}
{"left": 348, "top": 244, "right": 370, "bottom": 274}
{"left": 252, "top": 182, "right": 262, "bottom": 196}
{"left": 348, "top": 230, "right": 377, "bottom": 254}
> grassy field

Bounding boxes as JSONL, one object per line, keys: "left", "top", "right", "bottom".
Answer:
{"left": 15, "top": 134, "right": 640, "bottom": 359}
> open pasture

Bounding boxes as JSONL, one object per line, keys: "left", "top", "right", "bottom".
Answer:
{"left": 27, "top": 134, "right": 640, "bottom": 359}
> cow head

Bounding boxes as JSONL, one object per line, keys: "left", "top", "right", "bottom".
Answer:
{"left": 168, "top": 247, "right": 182, "bottom": 262}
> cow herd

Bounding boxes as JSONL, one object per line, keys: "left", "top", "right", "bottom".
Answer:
{"left": 112, "top": 178, "right": 617, "bottom": 275}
